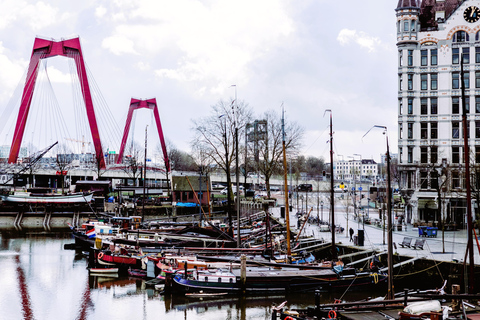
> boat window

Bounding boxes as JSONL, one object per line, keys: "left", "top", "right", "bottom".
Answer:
{"left": 205, "top": 277, "right": 208, "bottom": 282}
{"left": 229, "top": 278, "right": 233, "bottom": 283}
{"left": 218, "top": 277, "right": 222, "bottom": 283}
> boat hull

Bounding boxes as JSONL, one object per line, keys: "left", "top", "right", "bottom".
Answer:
{"left": 172, "top": 271, "right": 387, "bottom": 294}
{"left": 2, "top": 192, "right": 93, "bottom": 204}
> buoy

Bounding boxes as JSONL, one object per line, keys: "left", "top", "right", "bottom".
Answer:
{"left": 328, "top": 310, "right": 337, "bottom": 319}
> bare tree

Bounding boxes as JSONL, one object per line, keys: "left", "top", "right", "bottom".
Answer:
{"left": 92, "top": 152, "right": 109, "bottom": 180}
{"left": 191, "top": 99, "right": 253, "bottom": 234}
{"left": 55, "top": 144, "right": 73, "bottom": 194}
{"left": 24, "top": 143, "right": 41, "bottom": 188}
{"left": 121, "top": 143, "right": 143, "bottom": 186}
{"left": 160, "top": 140, "right": 197, "bottom": 172}
{"left": 255, "top": 110, "right": 304, "bottom": 198}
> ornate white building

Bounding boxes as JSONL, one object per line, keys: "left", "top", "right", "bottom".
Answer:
{"left": 396, "top": 0, "right": 480, "bottom": 228}
{"left": 334, "top": 159, "right": 378, "bottom": 182}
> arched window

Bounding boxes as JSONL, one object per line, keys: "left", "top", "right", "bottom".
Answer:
{"left": 218, "top": 277, "right": 222, "bottom": 283}
{"left": 453, "top": 30, "right": 469, "bottom": 42}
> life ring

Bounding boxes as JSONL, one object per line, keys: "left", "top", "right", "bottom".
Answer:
{"left": 98, "top": 252, "right": 104, "bottom": 259}
{"left": 284, "top": 317, "right": 295, "bottom": 320}
{"left": 328, "top": 310, "right": 337, "bottom": 319}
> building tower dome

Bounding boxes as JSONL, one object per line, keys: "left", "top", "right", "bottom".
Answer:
{"left": 396, "top": 0, "right": 421, "bottom": 43}
{"left": 396, "top": 0, "right": 421, "bottom": 9}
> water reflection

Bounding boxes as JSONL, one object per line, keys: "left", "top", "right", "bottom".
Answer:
{"left": 0, "top": 233, "right": 382, "bottom": 320}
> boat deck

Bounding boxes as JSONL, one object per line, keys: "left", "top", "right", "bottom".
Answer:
{"left": 340, "top": 309, "right": 403, "bottom": 319}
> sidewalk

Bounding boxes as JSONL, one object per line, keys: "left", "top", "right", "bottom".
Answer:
{"left": 269, "top": 203, "right": 479, "bottom": 265}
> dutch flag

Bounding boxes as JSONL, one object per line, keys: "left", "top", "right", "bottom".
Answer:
{"left": 86, "top": 229, "right": 96, "bottom": 238}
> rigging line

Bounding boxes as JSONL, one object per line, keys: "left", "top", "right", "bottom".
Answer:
{"left": 392, "top": 261, "right": 444, "bottom": 279}
{"left": 31, "top": 60, "right": 48, "bottom": 150}
{"left": 0, "top": 63, "right": 28, "bottom": 141}
{"left": 84, "top": 63, "right": 122, "bottom": 148}
{"left": 304, "top": 126, "right": 330, "bottom": 154}
{"left": 72, "top": 53, "right": 89, "bottom": 145}
{"left": 9, "top": 52, "right": 43, "bottom": 147}
{"left": 424, "top": 241, "right": 445, "bottom": 282}
{"left": 73, "top": 52, "right": 91, "bottom": 146}
{"left": 68, "top": 53, "right": 82, "bottom": 145}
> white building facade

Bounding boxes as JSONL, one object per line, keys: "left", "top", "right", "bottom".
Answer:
{"left": 396, "top": 0, "right": 480, "bottom": 228}
{"left": 334, "top": 159, "right": 378, "bottom": 182}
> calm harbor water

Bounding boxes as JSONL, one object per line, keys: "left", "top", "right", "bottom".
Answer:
{"left": 0, "top": 233, "right": 381, "bottom": 320}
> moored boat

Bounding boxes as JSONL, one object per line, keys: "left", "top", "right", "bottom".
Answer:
{"left": 172, "top": 266, "right": 387, "bottom": 294}
{"left": 88, "top": 267, "right": 119, "bottom": 277}
{"left": 1, "top": 191, "right": 93, "bottom": 204}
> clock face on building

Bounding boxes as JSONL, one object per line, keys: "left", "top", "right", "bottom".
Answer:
{"left": 464, "top": 6, "right": 480, "bottom": 23}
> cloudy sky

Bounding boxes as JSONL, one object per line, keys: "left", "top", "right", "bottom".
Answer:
{"left": 0, "top": 0, "right": 398, "bottom": 164}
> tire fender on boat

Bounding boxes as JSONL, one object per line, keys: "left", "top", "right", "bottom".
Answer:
{"left": 98, "top": 252, "right": 104, "bottom": 260}
{"left": 284, "top": 317, "right": 295, "bottom": 320}
{"left": 328, "top": 310, "right": 337, "bottom": 319}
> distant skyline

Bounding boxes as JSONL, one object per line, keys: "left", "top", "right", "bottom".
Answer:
{"left": 0, "top": 1, "right": 397, "bottom": 164}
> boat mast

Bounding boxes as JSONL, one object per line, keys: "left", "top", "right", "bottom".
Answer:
{"left": 385, "top": 130, "right": 394, "bottom": 300}
{"left": 461, "top": 56, "right": 475, "bottom": 293}
{"left": 142, "top": 125, "right": 148, "bottom": 223}
{"left": 281, "top": 107, "right": 291, "bottom": 258}
{"left": 325, "top": 110, "right": 336, "bottom": 259}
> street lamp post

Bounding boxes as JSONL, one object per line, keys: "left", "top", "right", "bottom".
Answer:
{"left": 338, "top": 154, "right": 344, "bottom": 182}
{"left": 348, "top": 156, "right": 356, "bottom": 222}
{"left": 321, "top": 201, "right": 324, "bottom": 222}
{"left": 354, "top": 153, "right": 362, "bottom": 227}
{"left": 363, "top": 125, "right": 394, "bottom": 299}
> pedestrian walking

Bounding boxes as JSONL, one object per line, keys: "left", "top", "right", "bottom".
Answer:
{"left": 349, "top": 228, "right": 354, "bottom": 242}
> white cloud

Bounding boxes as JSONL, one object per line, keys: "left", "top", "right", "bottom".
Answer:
{"left": 135, "top": 61, "right": 150, "bottom": 71}
{"left": 0, "top": 1, "right": 68, "bottom": 31}
{"left": 43, "top": 65, "right": 71, "bottom": 84}
{"left": 102, "top": 35, "right": 139, "bottom": 55}
{"left": 101, "top": 0, "right": 294, "bottom": 94}
{"left": 19, "top": 1, "right": 61, "bottom": 31}
{"left": 337, "top": 28, "right": 383, "bottom": 52}
{"left": 95, "top": 6, "right": 107, "bottom": 18}
{"left": 0, "top": 42, "right": 26, "bottom": 97}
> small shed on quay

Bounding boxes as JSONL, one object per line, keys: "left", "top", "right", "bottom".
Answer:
{"left": 75, "top": 180, "right": 111, "bottom": 197}
{"left": 172, "top": 175, "right": 210, "bottom": 206}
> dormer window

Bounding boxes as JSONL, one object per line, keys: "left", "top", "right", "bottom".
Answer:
{"left": 453, "top": 31, "right": 469, "bottom": 43}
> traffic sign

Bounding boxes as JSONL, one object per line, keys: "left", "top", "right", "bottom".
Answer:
{"left": 359, "top": 187, "right": 363, "bottom": 191}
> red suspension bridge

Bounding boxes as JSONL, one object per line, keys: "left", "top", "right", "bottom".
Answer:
{"left": 2, "top": 36, "right": 170, "bottom": 172}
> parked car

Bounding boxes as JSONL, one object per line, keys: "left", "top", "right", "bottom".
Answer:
{"left": 220, "top": 186, "right": 244, "bottom": 195}
{"left": 295, "top": 184, "right": 313, "bottom": 192}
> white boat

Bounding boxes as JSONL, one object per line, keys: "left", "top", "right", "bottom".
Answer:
{"left": 88, "top": 267, "right": 119, "bottom": 277}
{"left": 1, "top": 192, "right": 93, "bottom": 204}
